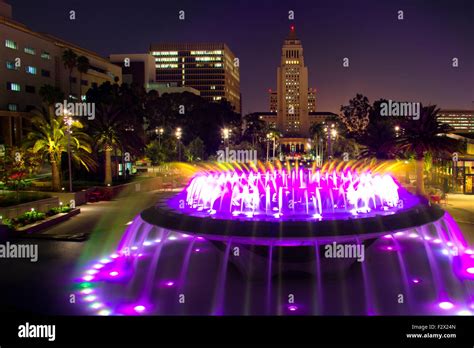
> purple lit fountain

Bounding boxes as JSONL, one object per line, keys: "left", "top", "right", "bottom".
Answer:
{"left": 76, "top": 165, "right": 474, "bottom": 316}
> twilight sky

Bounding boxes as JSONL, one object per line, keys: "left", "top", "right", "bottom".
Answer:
{"left": 9, "top": 0, "right": 474, "bottom": 115}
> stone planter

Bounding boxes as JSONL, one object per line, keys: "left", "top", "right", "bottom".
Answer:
{"left": 0, "top": 196, "right": 59, "bottom": 219}
{"left": 10, "top": 208, "right": 81, "bottom": 235}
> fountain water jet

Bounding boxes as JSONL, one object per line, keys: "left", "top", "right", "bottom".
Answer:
{"left": 76, "top": 165, "right": 474, "bottom": 316}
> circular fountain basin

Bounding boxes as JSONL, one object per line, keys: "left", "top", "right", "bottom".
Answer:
{"left": 75, "top": 165, "right": 474, "bottom": 316}
{"left": 141, "top": 194, "right": 444, "bottom": 245}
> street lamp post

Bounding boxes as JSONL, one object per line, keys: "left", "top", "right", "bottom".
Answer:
{"left": 266, "top": 133, "right": 271, "bottom": 162}
{"left": 394, "top": 125, "right": 400, "bottom": 138}
{"left": 272, "top": 135, "right": 276, "bottom": 160}
{"left": 175, "top": 127, "right": 182, "bottom": 161}
{"left": 156, "top": 127, "right": 164, "bottom": 146}
{"left": 222, "top": 128, "right": 231, "bottom": 148}
{"left": 64, "top": 116, "right": 73, "bottom": 192}
{"left": 330, "top": 127, "right": 337, "bottom": 158}
{"left": 325, "top": 124, "right": 337, "bottom": 159}
{"left": 324, "top": 126, "right": 330, "bottom": 159}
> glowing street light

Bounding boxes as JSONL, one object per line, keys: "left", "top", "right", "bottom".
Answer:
{"left": 222, "top": 128, "right": 230, "bottom": 139}
{"left": 222, "top": 128, "right": 231, "bottom": 147}
{"left": 266, "top": 133, "right": 272, "bottom": 162}
{"left": 175, "top": 128, "right": 182, "bottom": 161}
{"left": 155, "top": 127, "right": 164, "bottom": 145}
{"left": 63, "top": 115, "right": 74, "bottom": 192}
{"left": 325, "top": 123, "right": 337, "bottom": 159}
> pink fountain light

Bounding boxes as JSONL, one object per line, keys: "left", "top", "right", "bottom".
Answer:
{"left": 175, "top": 168, "right": 407, "bottom": 220}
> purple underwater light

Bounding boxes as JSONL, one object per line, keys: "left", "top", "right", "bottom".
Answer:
{"left": 76, "top": 164, "right": 473, "bottom": 316}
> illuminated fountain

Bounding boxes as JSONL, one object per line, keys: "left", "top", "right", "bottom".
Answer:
{"left": 76, "top": 162, "right": 474, "bottom": 316}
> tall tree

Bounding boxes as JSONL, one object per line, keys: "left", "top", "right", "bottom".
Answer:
{"left": 86, "top": 82, "right": 145, "bottom": 185}
{"left": 76, "top": 56, "right": 90, "bottom": 99}
{"left": 62, "top": 49, "right": 78, "bottom": 99}
{"left": 243, "top": 113, "right": 267, "bottom": 147}
{"left": 25, "top": 107, "right": 95, "bottom": 191}
{"left": 90, "top": 104, "right": 124, "bottom": 185}
{"left": 396, "top": 105, "right": 458, "bottom": 195}
{"left": 185, "top": 137, "right": 205, "bottom": 161}
{"left": 339, "top": 94, "right": 371, "bottom": 135}
{"left": 144, "top": 92, "right": 240, "bottom": 157}
{"left": 39, "top": 84, "right": 65, "bottom": 115}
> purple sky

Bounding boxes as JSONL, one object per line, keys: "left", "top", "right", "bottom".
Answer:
{"left": 9, "top": 0, "right": 474, "bottom": 114}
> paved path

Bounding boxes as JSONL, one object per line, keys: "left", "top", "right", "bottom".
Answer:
{"left": 0, "top": 190, "right": 165, "bottom": 315}
{"left": 442, "top": 193, "right": 474, "bottom": 244}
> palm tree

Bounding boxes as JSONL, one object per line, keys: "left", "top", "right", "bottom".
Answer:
{"left": 39, "top": 84, "right": 64, "bottom": 115}
{"left": 86, "top": 82, "right": 145, "bottom": 185}
{"left": 243, "top": 113, "right": 266, "bottom": 147}
{"left": 358, "top": 118, "right": 397, "bottom": 159}
{"left": 90, "top": 103, "right": 126, "bottom": 185}
{"left": 310, "top": 122, "right": 325, "bottom": 140}
{"left": 62, "top": 49, "right": 78, "bottom": 99}
{"left": 25, "top": 107, "right": 95, "bottom": 191}
{"left": 396, "top": 105, "right": 458, "bottom": 195}
{"left": 265, "top": 126, "right": 281, "bottom": 160}
{"left": 76, "top": 56, "right": 90, "bottom": 99}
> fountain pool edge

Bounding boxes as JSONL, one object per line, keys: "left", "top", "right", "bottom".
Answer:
{"left": 140, "top": 194, "right": 445, "bottom": 242}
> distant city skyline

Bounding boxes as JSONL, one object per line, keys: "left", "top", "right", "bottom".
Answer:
{"left": 9, "top": 0, "right": 474, "bottom": 114}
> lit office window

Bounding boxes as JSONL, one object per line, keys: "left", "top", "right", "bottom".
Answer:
{"left": 6, "top": 61, "right": 17, "bottom": 70}
{"left": 156, "top": 64, "right": 178, "bottom": 68}
{"left": 8, "top": 104, "right": 19, "bottom": 111}
{"left": 155, "top": 57, "right": 178, "bottom": 62}
{"left": 7, "top": 82, "right": 21, "bottom": 91}
{"left": 26, "top": 66, "right": 37, "bottom": 74}
{"left": 41, "top": 51, "right": 51, "bottom": 60}
{"left": 24, "top": 47, "right": 36, "bottom": 55}
{"left": 151, "top": 51, "right": 178, "bottom": 56}
{"left": 5, "top": 39, "right": 17, "bottom": 49}
{"left": 191, "top": 50, "right": 223, "bottom": 55}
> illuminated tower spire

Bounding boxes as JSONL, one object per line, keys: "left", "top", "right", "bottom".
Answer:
{"left": 276, "top": 26, "right": 310, "bottom": 136}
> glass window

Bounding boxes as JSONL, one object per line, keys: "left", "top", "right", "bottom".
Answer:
{"left": 7, "top": 82, "right": 21, "bottom": 91}
{"left": 26, "top": 66, "right": 37, "bottom": 75}
{"left": 24, "top": 47, "right": 36, "bottom": 55}
{"left": 5, "top": 39, "right": 17, "bottom": 49}
{"left": 7, "top": 104, "right": 19, "bottom": 112}
{"left": 41, "top": 69, "right": 51, "bottom": 77}
{"left": 41, "top": 51, "right": 51, "bottom": 60}
{"left": 25, "top": 85, "right": 35, "bottom": 93}
{"left": 6, "top": 61, "right": 17, "bottom": 70}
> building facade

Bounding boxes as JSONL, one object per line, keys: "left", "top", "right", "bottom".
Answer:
{"left": 149, "top": 43, "right": 240, "bottom": 113}
{"left": 438, "top": 109, "right": 474, "bottom": 133}
{"left": 109, "top": 53, "right": 155, "bottom": 88}
{"left": 109, "top": 53, "right": 200, "bottom": 96}
{"left": 274, "top": 26, "right": 314, "bottom": 137}
{"left": 259, "top": 27, "right": 336, "bottom": 155}
{"left": 0, "top": 1, "right": 122, "bottom": 146}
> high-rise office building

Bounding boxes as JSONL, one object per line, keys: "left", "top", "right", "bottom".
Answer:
{"left": 269, "top": 87, "right": 315, "bottom": 117}
{"left": 109, "top": 53, "right": 200, "bottom": 96}
{"left": 258, "top": 27, "right": 337, "bottom": 154}
{"left": 437, "top": 109, "right": 474, "bottom": 133}
{"left": 308, "top": 88, "right": 316, "bottom": 112}
{"left": 269, "top": 89, "right": 277, "bottom": 112}
{"left": 149, "top": 43, "right": 240, "bottom": 113}
{"left": 275, "top": 26, "right": 314, "bottom": 137}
